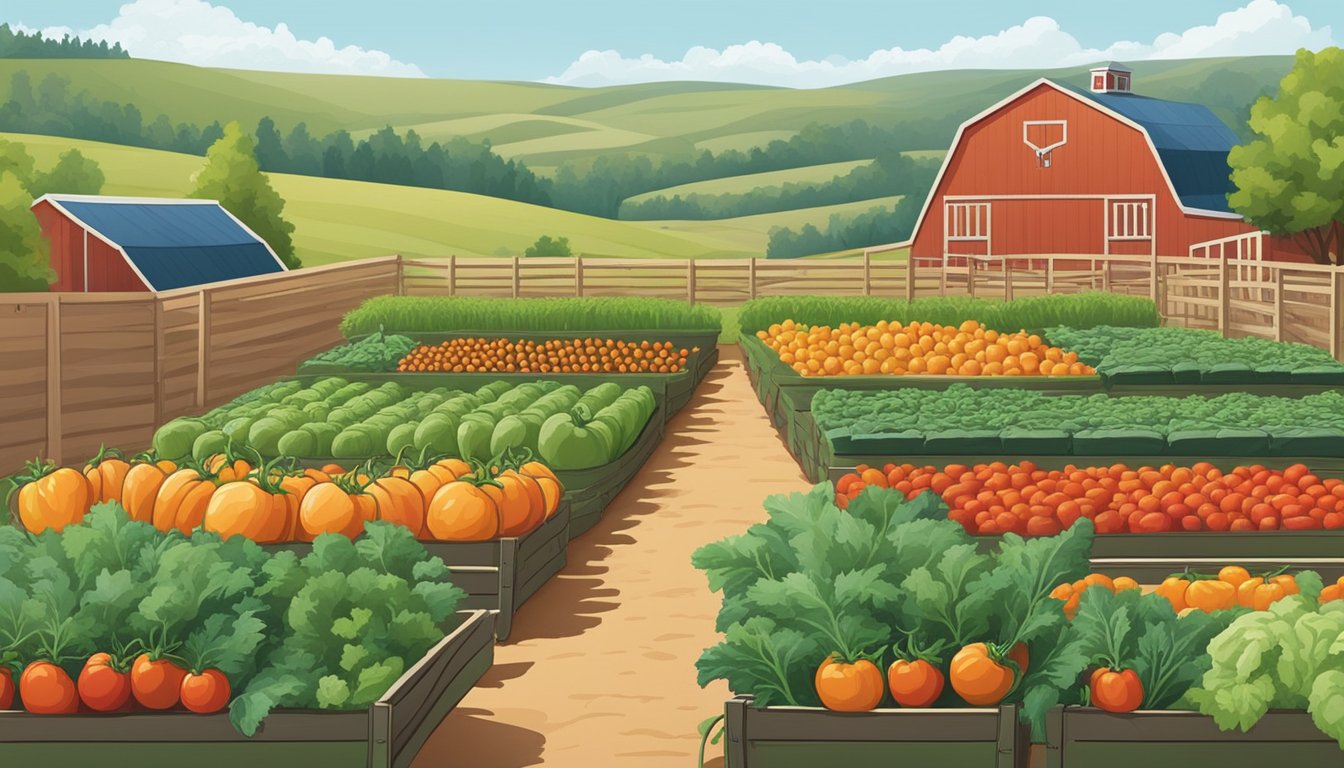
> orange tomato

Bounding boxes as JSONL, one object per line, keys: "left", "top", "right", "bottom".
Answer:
{"left": 949, "top": 643, "right": 1017, "bottom": 706}
{"left": 815, "top": 656, "right": 884, "bottom": 712}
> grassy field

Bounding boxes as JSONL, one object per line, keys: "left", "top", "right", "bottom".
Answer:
{"left": 7, "top": 133, "right": 904, "bottom": 264}
{"left": 623, "top": 159, "right": 873, "bottom": 204}
{"left": 0, "top": 56, "right": 1291, "bottom": 169}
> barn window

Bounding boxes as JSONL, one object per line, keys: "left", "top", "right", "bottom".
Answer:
{"left": 945, "top": 202, "right": 990, "bottom": 241}
{"left": 1093, "top": 74, "right": 1105, "bottom": 90}
{"left": 1109, "top": 200, "right": 1150, "bottom": 240}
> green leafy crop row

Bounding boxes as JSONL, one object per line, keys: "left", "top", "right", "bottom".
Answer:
{"left": 303, "top": 330, "right": 420, "bottom": 372}
{"left": 340, "top": 296, "right": 722, "bottom": 338}
{"left": 813, "top": 385, "right": 1344, "bottom": 437}
{"left": 0, "top": 504, "right": 464, "bottom": 735}
{"left": 1045, "top": 325, "right": 1344, "bottom": 376}
{"left": 736, "top": 293, "right": 1159, "bottom": 334}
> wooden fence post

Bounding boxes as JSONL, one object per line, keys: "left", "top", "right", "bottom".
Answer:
{"left": 686, "top": 260, "right": 696, "bottom": 305}
{"left": 1332, "top": 269, "right": 1343, "bottom": 361}
{"left": 395, "top": 254, "right": 405, "bottom": 296}
{"left": 45, "top": 295, "right": 62, "bottom": 463}
{"left": 1217, "top": 257, "right": 1230, "bottom": 337}
{"left": 905, "top": 256, "right": 916, "bottom": 301}
{"left": 447, "top": 255, "right": 457, "bottom": 296}
{"left": 748, "top": 258, "right": 757, "bottom": 300}
{"left": 862, "top": 251, "right": 872, "bottom": 296}
{"left": 196, "top": 287, "right": 211, "bottom": 408}
{"left": 1045, "top": 257, "right": 1055, "bottom": 295}
{"left": 153, "top": 298, "right": 164, "bottom": 427}
{"left": 512, "top": 256, "right": 521, "bottom": 299}
{"left": 1004, "top": 258, "right": 1014, "bottom": 302}
{"left": 1102, "top": 259, "right": 1112, "bottom": 293}
{"left": 1274, "top": 267, "right": 1285, "bottom": 343}
{"left": 968, "top": 257, "right": 976, "bottom": 298}
{"left": 1149, "top": 250, "right": 1159, "bottom": 304}
{"left": 574, "top": 256, "right": 583, "bottom": 297}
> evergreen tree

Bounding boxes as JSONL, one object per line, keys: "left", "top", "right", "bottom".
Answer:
{"left": 191, "top": 122, "right": 300, "bottom": 269}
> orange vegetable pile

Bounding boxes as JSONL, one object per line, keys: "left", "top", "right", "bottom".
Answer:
{"left": 835, "top": 461, "right": 1344, "bottom": 535}
{"left": 396, "top": 337, "right": 696, "bottom": 374}
{"left": 756, "top": 318, "right": 1093, "bottom": 377}
{"left": 11, "top": 449, "right": 564, "bottom": 543}
{"left": 1155, "top": 566, "right": 1304, "bottom": 613}
{"left": 1048, "top": 573, "right": 1141, "bottom": 619}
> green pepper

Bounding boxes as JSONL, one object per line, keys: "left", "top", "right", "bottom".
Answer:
{"left": 538, "top": 404, "right": 616, "bottom": 469}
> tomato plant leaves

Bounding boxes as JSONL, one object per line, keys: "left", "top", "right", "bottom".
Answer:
{"left": 696, "top": 617, "right": 819, "bottom": 707}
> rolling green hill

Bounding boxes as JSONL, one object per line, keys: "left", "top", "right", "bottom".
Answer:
{"left": 0, "top": 55, "right": 1291, "bottom": 169}
{"left": 624, "top": 159, "right": 875, "bottom": 204}
{"left": 6, "top": 132, "right": 898, "bottom": 264}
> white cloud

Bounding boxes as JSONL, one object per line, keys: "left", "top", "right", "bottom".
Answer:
{"left": 14, "top": 0, "right": 425, "bottom": 78}
{"left": 546, "top": 0, "right": 1336, "bottom": 88}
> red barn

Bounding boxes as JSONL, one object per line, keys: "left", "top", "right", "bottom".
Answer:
{"left": 901, "top": 64, "right": 1299, "bottom": 264}
{"left": 32, "top": 194, "right": 287, "bottom": 292}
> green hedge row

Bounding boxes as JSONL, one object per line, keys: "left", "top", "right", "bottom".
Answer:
{"left": 340, "top": 296, "right": 723, "bottom": 338}
{"left": 737, "top": 293, "right": 1160, "bottom": 334}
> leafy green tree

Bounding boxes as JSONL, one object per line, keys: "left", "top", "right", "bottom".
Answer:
{"left": 27, "top": 149, "right": 105, "bottom": 197}
{"left": 0, "top": 137, "right": 34, "bottom": 182}
{"left": 191, "top": 121, "right": 300, "bottom": 269}
{"left": 524, "top": 235, "right": 572, "bottom": 257}
{"left": 0, "top": 170, "right": 53, "bottom": 291}
{"left": 1228, "top": 47, "right": 1344, "bottom": 265}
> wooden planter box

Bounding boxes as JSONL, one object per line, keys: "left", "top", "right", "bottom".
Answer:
{"left": 828, "top": 461, "right": 1344, "bottom": 580}
{"left": 558, "top": 406, "right": 667, "bottom": 538}
{"left": 437, "top": 502, "right": 570, "bottom": 641}
{"left": 1045, "top": 706, "right": 1344, "bottom": 768}
{"left": 723, "top": 695, "right": 1028, "bottom": 768}
{"left": 0, "top": 609, "right": 494, "bottom": 768}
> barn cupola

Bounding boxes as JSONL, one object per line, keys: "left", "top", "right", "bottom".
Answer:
{"left": 1090, "top": 62, "right": 1133, "bottom": 94}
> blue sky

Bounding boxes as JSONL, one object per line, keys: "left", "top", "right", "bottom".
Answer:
{"left": 10, "top": 0, "right": 1341, "bottom": 85}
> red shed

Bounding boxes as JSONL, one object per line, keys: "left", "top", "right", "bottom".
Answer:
{"left": 900, "top": 65, "right": 1300, "bottom": 264}
{"left": 32, "top": 194, "right": 287, "bottom": 292}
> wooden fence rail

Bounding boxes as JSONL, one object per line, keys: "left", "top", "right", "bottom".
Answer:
{"left": 1, "top": 252, "right": 1341, "bottom": 472}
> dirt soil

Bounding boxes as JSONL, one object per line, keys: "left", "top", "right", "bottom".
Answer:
{"left": 414, "top": 346, "right": 808, "bottom": 767}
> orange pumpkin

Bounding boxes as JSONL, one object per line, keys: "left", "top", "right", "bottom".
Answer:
{"left": 152, "top": 468, "right": 216, "bottom": 534}
{"left": 519, "top": 461, "right": 563, "bottom": 518}
{"left": 367, "top": 477, "right": 426, "bottom": 537}
{"left": 17, "top": 463, "right": 93, "bottom": 534}
{"left": 204, "top": 454, "right": 251, "bottom": 483}
{"left": 121, "top": 461, "right": 170, "bottom": 524}
{"left": 496, "top": 470, "right": 545, "bottom": 536}
{"left": 83, "top": 447, "right": 132, "bottom": 505}
{"left": 203, "top": 481, "right": 288, "bottom": 543}
{"left": 298, "top": 482, "right": 367, "bottom": 540}
{"left": 426, "top": 481, "right": 500, "bottom": 541}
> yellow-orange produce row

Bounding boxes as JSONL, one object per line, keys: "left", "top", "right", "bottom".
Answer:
{"left": 757, "top": 318, "right": 1095, "bottom": 377}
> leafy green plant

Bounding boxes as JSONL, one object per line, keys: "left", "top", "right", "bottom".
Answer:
{"left": 1184, "top": 574, "right": 1344, "bottom": 746}
{"left": 340, "top": 295, "right": 722, "bottom": 337}
{"left": 1045, "top": 325, "right": 1344, "bottom": 376}
{"left": 736, "top": 293, "right": 1159, "bottom": 334}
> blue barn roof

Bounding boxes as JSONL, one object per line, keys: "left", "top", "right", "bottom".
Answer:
{"left": 38, "top": 196, "right": 286, "bottom": 291}
{"left": 1076, "top": 89, "right": 1242, "bottom": 213}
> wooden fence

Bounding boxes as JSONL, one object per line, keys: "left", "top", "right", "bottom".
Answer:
{"left": 2, "top": 251, "right": 1341, "bottom": 472}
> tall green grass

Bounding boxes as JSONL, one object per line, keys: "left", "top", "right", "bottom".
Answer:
{"left": 340, "top": 296, "right": 722, "bottom": 338}
{"left": 736, "top": 293, "right": 1159, "bottom": 334}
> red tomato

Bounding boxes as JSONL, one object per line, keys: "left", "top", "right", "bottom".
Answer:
{"left": 1091, "top": 668, "right": 1144, "bottom": 713}
{"left": 180, "top": 669, "right": 231, "bottom": 714}
{"left": 131, "top": 654, "right": 187, "bottom": 710}
{"left": 20, "top": 661, "right": 78, "bottom": 714}
{"left": 78, "top": 653, "right": 131, "bottom": 712}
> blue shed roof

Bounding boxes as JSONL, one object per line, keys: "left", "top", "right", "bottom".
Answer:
{"left": 1076, "top": 90, "right": 1242, "bottom": 213}
{"left": 41, "top": 196, "right": 285, "bottom": 291}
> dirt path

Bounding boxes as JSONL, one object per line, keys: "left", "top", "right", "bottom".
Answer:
{"left": 414, "top": 346, "right": 808, "bottom": 768}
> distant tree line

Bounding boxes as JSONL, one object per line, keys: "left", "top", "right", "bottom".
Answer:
{"left": 0, "top": 137, "right": 105, "bottom": 291}
{"left": 617, "top": 152, "right": 939, "bottom": 220}
{"left": 766, "top": 192, "right": 928, "bottom": 260}
{"left": 0, "top": 69, "right": 943, "bottom": 224}
{"left": 0, "top": 23, "right": 129, "bottom": 59}
{"left": 548, "top": 121, "right": 938, "bottom": 218}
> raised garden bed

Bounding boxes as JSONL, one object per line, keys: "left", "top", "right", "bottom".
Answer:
{"left": 826, "top": 460, "right": 1344, "bottom": 580}
{"left": 305, "top": 330, "right": 719, "bottom": 416}
{"left": 0, "top": 609, "right": 495, "bottom": 768}
{"left": 1044, "top": 706, "right": 1344, "bottom": 768}
{"left": 723, "top": 695, "right": 1029, "bottom": 768}
{"left": 561, "top": 405, "right": 667, "bottom": 537}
